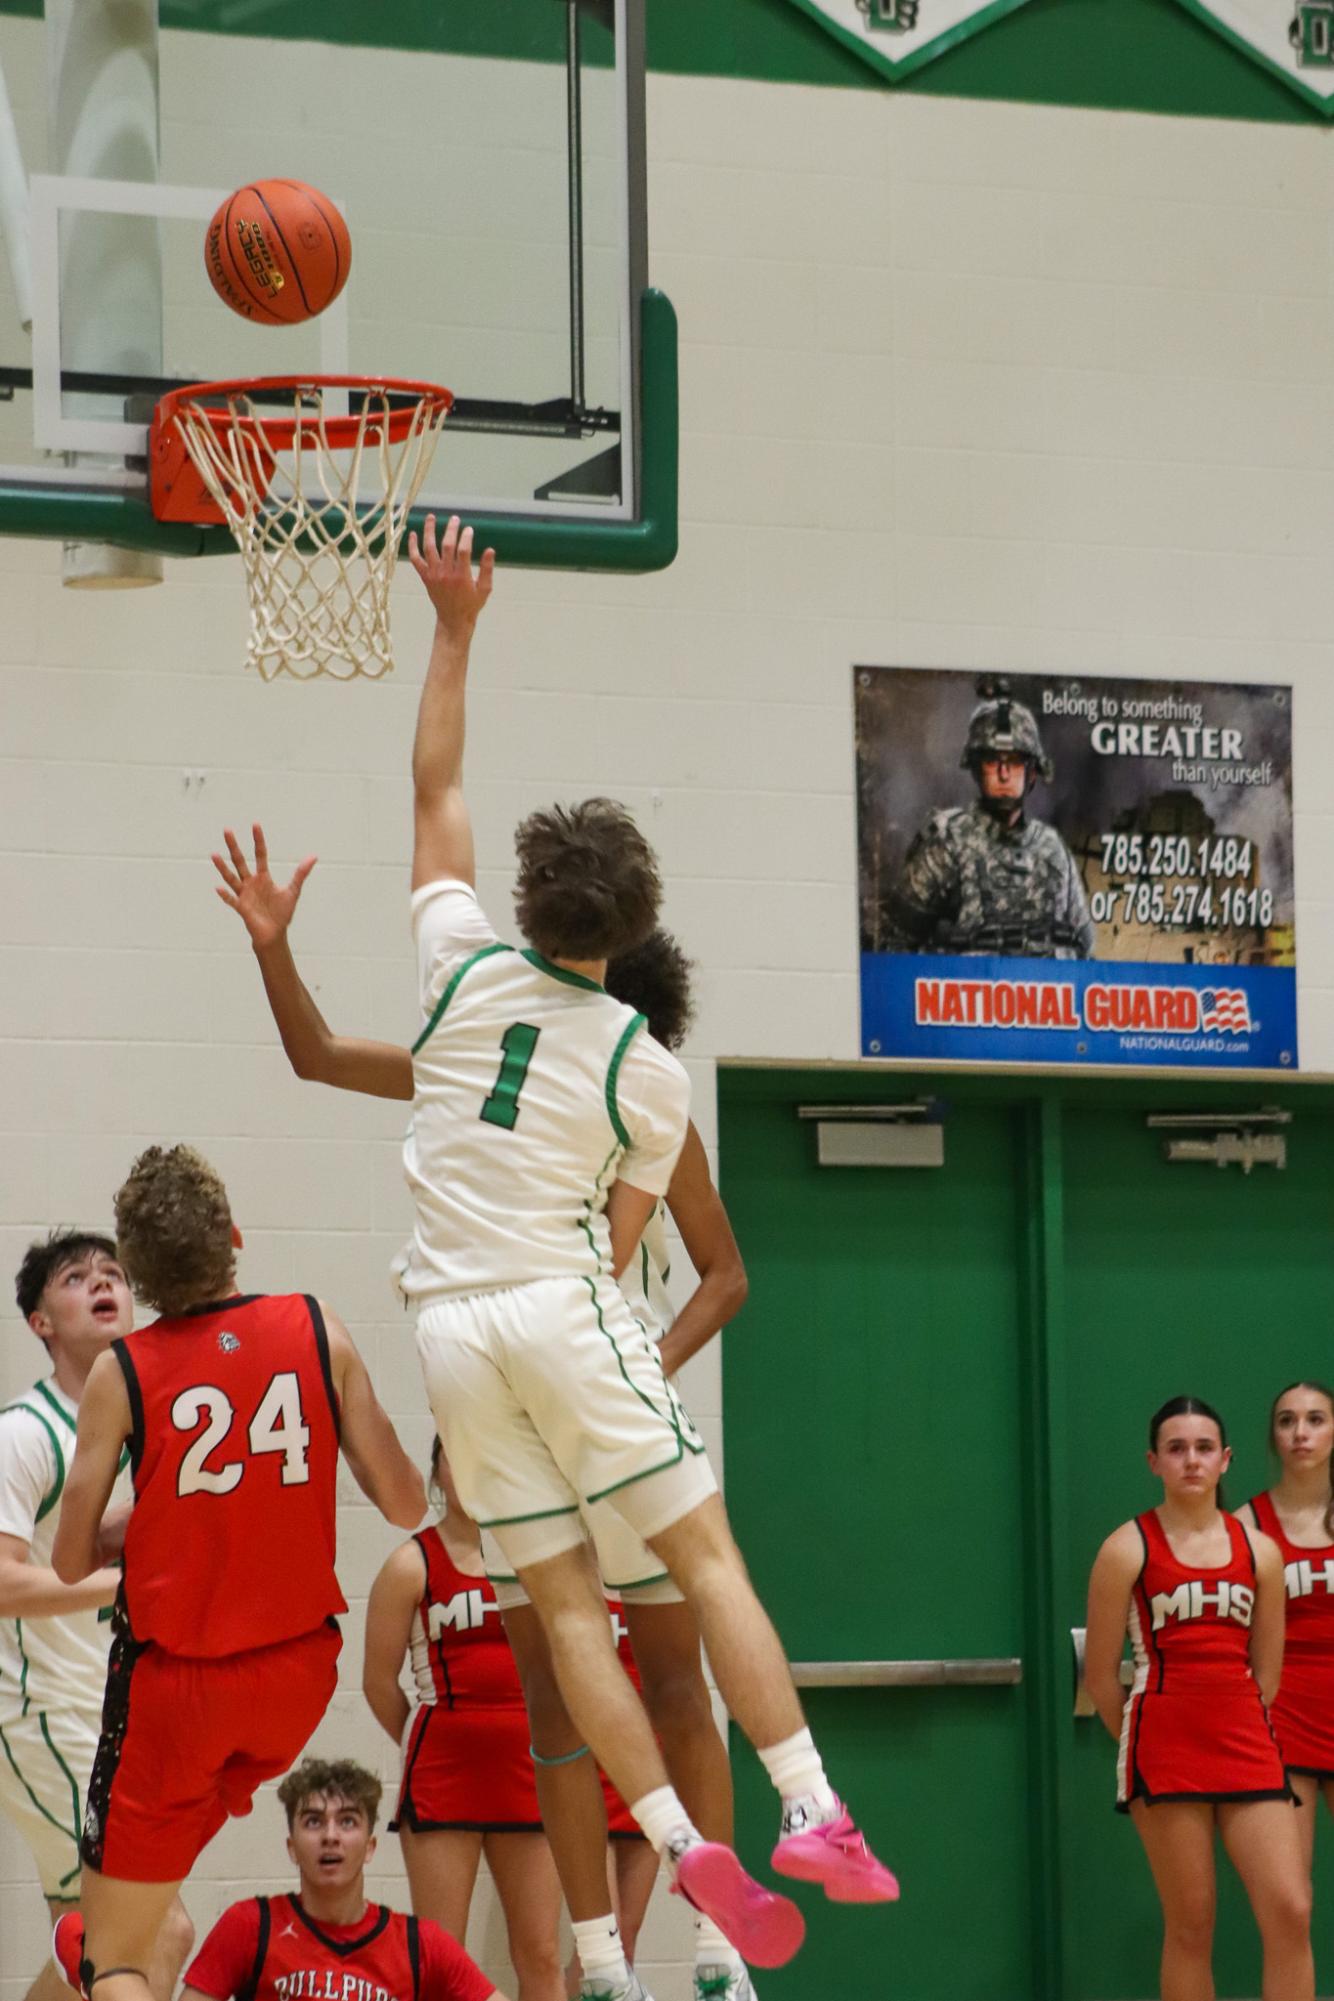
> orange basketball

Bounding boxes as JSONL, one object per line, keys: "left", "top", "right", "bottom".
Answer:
{"left": 205, "top": 179, "right": 351, "bottom": 326}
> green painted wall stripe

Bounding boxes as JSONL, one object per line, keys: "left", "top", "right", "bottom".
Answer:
{"left": 0, "top": 0, "right": 1313, "bottom": 123}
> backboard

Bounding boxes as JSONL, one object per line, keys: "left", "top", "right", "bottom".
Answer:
{"left": 0, "top": 0, "right": 674, "bottom": 573}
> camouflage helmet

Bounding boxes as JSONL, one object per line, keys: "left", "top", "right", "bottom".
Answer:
{"left": 960, "top": 677, "right": 1053, "bottom": 782}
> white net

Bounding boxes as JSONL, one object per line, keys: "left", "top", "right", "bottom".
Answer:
{"left": 173, "top": 381, "right": 452, "bottom": 681}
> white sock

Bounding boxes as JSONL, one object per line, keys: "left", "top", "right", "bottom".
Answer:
{"left": 759, "top": 1727, "right": 837, "bottom": 1828}
{"left": 630, "top": 1782, "right": 703, "bottom": 1861}
{"left": 695, "top": 1913, "right": 743, "bottom": 1973}
{"left": 571, "top": 1915, "right": 629, "bottom": 1987}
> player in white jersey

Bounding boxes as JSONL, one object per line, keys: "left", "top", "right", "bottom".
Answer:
{"left": 403, "top": 516, "right": 896, "bottom": 1986}
{"left": 1, "top": 1236, "right": 192, "bottom": 2001}
{"left": 209, "top": 847, "right": 753, "bottom": 2001}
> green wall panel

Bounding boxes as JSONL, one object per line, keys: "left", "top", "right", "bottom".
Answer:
{"left": 0, "top": 0, "right": 1316, "bottom": 121}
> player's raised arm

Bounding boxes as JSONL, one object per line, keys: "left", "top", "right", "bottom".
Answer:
{"left": 656, "top": 1123, "right": 749, "bottom": 1380}
{"left": 213, "top": 823, "right": 413, "bottom": 1100}
{"left": 322, "top": 1308, "right": 427, "bottom": 1528}
{"left": 51, "top": 1349, "right": 133, "bottom": 1583}
{"left": 408, "top": 513, "right": 494, "bottom": 893}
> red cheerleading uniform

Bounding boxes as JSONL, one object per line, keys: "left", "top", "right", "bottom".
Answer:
{"left": 1117, "top": 1508, "right": 1289, "bottom": 1811}
{"left": 1249, "top": 1492, "right": 1334, "bottom": 1778}
{"left": 391, "top": 1528, "right": 542, "bottom": 1832}
{"left": 185, "top": 1892, "right": 493, "bottom": 2001}
{"left": 84, "top": 1295, "right": 345, "bottom": 1881}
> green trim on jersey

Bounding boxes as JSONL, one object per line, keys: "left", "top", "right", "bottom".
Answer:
{"left": 39, "top": 1710, "right": 83, "bottom": 1862}
{"left": 578, "top": 1144, "right": 623, "bottom": 1279}
{"left": 520, "top": 950, "right": 605, "bottom": 994}
{"left": 586, "top": 1448, "right": 687, "bottom": 1505}
{"left": 412, "top": 942, "right": 514, "bottom": 1055}
{"left": 0, "top": 1401, "right": 67, "bottom": 1525}
{"left": 16, "top": 1619, "right": 31, "bottom": 1710}
{"left": 34, "top": 1381, "right": 76, "bottom": 1434}
{"left": 476, "top": 1500, "right": 582, "bottom": 1527}
{"left": 0, "top": 1716, "right": 78, "bottom": 1847}
{"left": 605, "top": 1013, "right": 647, "bottom": 1150}
{"left": 579, "top": 1275, "right": 701, "bottom": 1487}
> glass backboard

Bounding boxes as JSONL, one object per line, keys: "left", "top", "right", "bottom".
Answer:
{"left": 0, "top": 0, "right": 674, "bottom": 570}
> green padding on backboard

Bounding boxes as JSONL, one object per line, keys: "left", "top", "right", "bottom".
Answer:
{"left": 0, "top": 290, "right": 678, "bottom": 572}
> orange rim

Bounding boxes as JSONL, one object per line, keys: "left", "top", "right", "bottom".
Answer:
{"left": 156, "top": 374, "right": 453, "bottom": 450}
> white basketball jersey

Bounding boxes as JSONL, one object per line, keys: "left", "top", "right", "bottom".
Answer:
{"left": 404, "top": 886, "right": 689, "bottom": 1304}
{"left": 0, "top": 1381, "right": 130, "bottom": 1719}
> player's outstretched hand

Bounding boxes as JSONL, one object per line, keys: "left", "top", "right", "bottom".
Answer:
{"left": 408, "top": 512, "right": 495, "bottom": 641}
{"left": 212, "top": 823, "right": 316, "bottom": 952}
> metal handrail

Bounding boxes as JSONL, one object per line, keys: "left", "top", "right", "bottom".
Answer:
{"left": 789, "top": 1658, "right": 1022, "bottom": 1689}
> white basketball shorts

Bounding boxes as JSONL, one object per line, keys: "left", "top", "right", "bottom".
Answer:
{"left": 416, "top": 1274, "right": 716, "bottom": 1572}
{"left": 0, "top": 1704, "right": 99, "bottom": 1898}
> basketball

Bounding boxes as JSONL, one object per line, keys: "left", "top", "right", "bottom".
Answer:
{"left": 204, "top": 179, "right": 351, "bottom": 326}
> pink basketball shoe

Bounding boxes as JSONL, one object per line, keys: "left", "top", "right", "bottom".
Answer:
{"left": 672, "top": 1840, "right": 806, "bottom": 1968}
{"left": 771, "top": 1803, "right": 900, "bottom": 1903}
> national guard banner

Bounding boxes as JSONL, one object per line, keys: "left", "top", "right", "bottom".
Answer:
{"left": 782, "top": 0, "right": 1037, "bottom": 82}
{"left": 856, "top": 667, "right": 1297, "bottom": 1069}
{"left": 1170, "top": 0, "right": 1334, "bottom": 115}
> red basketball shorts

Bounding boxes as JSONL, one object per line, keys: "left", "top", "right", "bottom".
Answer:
{"left": 82, "top": 1620, "right": 340, "bottom": 1881}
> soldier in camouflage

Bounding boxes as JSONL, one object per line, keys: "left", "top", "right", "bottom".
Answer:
{"left": 884, "top": 681, "right": 1096, "bottom": 958}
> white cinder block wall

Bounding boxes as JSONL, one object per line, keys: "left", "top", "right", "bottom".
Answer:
{"left": 5, "top": 60, "right": 1334, "bottom": 2001}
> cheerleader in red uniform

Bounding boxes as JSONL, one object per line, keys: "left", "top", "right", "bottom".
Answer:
{"left": 1085, "top": 1396, "right": 1312, "bottom": 2001}
{"left": 1239, "top": 1381, "right": 1334, "bottom": 1875}
{"left": 363, "top": 1442, "right": 563, "bottom": 2001}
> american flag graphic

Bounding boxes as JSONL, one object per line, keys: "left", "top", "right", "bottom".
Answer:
{"left": 1200, "top": 988, "right": 1252, "bottom": 1034}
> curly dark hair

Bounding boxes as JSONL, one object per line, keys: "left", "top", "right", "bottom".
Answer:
{"left": 513, "top": 798, "right": 661, "bottom": 963}
{"left": 15, "top": 1231, "right": 118, "bottom": 1323}
{"left": 114, "top": 1145, "right": 235, "bottom": 1318}
{"left": 605, "top": 930, "right": 696, "bottom": 1051}
{"left": 277, "top": 1757, "right": 383, "bottom": 1833}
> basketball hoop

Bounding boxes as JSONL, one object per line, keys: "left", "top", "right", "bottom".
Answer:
{"left": 149, "top": 375, "right": 453, "bottom": 681}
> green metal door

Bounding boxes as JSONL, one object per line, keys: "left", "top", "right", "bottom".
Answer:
{"left": 1057, "top": 1103, "right": 1334, "bottom": 2001}
{"left": 719, "top": 1064, "right": 1334, "bottom": 2001}
{"left": 720, "top": 1083, "right": 1035, "bottom": 2001}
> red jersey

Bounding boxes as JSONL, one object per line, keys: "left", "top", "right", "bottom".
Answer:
{"left": 1127, "top": 1508, "right": 1257, "bottom": 1689}
{"left": 1118, "top": 1508, "right": 1287, "bottom": 1808}
{"left": 186, "top": 1893, "right": 493, "bottom": 2001}
{"left": 408, "top": 1529, "right": 522, "bottom": 1710}
{"left": 1249, "top": 1492, "right": 1334, "bottom": 1660}
{"left": 115, "top": 1294, "right": 345, "bottom": 1658}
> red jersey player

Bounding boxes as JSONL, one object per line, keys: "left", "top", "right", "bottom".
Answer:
{"left": 1239, "top": 1381, "right": 1334, "bottom": 1875}
{"left": 50, "top": 1146, "right": 426, "bottom": 2001}
{"left": 1085, "top": 1396, "right": 1310, "bottom": 2001}
{"left": 63, "top": 1758, "right": 504, "bottom": 2001}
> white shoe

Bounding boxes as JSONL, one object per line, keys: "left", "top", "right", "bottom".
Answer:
{"left": 695, "top": 1969, "right": 757, "bottom": 2000}
{"left": 579, "top": 1975, "right": 654, "bottom": 2001}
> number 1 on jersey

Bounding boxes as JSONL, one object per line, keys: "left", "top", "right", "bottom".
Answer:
{"left": 481, "top": 1022, "right": 541, "bottom": 1130}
